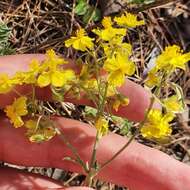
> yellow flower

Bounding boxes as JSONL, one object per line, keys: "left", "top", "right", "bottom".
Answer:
{"left": 0, "top": 73, "right": 22, "bottom": 94}
{"left": 141, "top": 109, "right": 174, "bottom": 140}
{"left": 104, "top": 54, "right": 135, "bottom": 87}
{"left": 156, "top": 45, "right": 190, "bottom": 72}
{"left": 65, "top": 28, "right": 94, "bottom": 51}
{"left": 95, "top": 117, "right": 109, "bottom": 137}
{"left": 145, "top": 70, "right": 161, "bottom": 88}
{"left": 12, "top": 51, "right": 68, "bottom": 86}
{"left": 5, "top": 96, "right": 28, "bottom": 128}
{"left": 113, "top": 97, "right": 129, "bottom": 112}
{"left": 29, "top": 59, "right": 41, "bottom": 72}
{"left": 163, "top": 95, "right": 183, "bottom": 113}
{"left": 93, "top": 17, "right": 126, "bottom": 41}
{"left": 15, "top": 71, "right": 37, "bottom": 85}
{"left": 37, "top": 50, "right": 75, "bottom": 87}
{"left": 45, "top": 49, "right": 68, "bottom": 69}
{"left": 0, "top": 74, "right": 14, "bottom": 94}
{"left": 114, "top": 12, "right": 144, "bottom": 28}
{"left": 25, "top": 119, "right": 57, "bottom": 143}
{"left": 37, "top": 70, "right": 75, "bottom": 88}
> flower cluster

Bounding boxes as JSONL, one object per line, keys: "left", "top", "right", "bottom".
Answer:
{"left": 0, "top": 11, "right": 188, "bottom": 143}
{"left": 142, "top": 45, "right": 189, "bottom": 140}
{"left": 146, "top": 45, "right": 190, "bottom": 87}
{"left": 65, "top": 28, "right": 94, "bottom": 51}
{"left": 0, "top": 49, "right": 75, "bottom": 94}
{"left": 0, "top": 50, "right": 76, "bottom": 142}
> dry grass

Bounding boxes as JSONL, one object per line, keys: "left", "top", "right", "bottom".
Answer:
{"left": 0, "top": 0, "right": 190, "bottom": 189}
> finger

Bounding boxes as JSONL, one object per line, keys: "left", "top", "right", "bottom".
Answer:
{"left": 0, "top": 54, "right": 159, "bottom": 121}
{"left": 0, "top": 166, "right": 64, "bottom": 190}
{"left": 0, "top": 116, "right": 190, "bottom": 190}
{"left": 0, "top": 167, "right": 94, "bottom": 190}
{"left": 65, "top": 188, "right": 94, "bottom": 190}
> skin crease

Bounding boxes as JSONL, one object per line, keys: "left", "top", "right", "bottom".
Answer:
{"left": 0, "top": 55, "right": 190, "bottom": 190}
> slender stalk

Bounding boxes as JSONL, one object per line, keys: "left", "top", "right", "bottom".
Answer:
{"left": 96, "top": 83, "right": 109, "bottom": 118}
{"left": 31, "top": 84, "right": 37, "bottom": 113}
{"left": 85, "top": 83, "right": 109, "bottom": 186}
{"left": 84, "top": 132, "right": 100, "bottom": 186}
{"left": 56, "top": 128, "right": 88, "bottom": 173}
{"left": 89, "top": 132, "right": 99, "bottom": 169}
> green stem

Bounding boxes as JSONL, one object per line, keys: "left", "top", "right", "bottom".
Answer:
{"left": 96, "top": 83, "right": 108, "bottom": 118}
{"left": 56, "top": 128, "right": 88, "bottom": 173}
{"left": 89, "top": 131, "right": 100, "bottom": 173}
{"left": 85, "top": 82, "right": 109, "bottom": 186}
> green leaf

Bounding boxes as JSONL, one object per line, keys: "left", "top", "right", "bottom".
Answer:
{"left": 120, "top": 120, "right": 132, "bottom": 136}
{"left": 82, "top": 6, "right": 101, "bottom": 24}
{"left": 0, "top": 23, "right": 11, "bottom": 43}
{"left": 92, "top": 8, "right": 101, "bottom": 22}
{"left": 75, "top": 0, "right": 89, "bottom": 16}
{"left": 85, "top": 106, "right": 97, "bottom": 117}
{"left": 0, "top": 22, "right": 15, "bottom": 55}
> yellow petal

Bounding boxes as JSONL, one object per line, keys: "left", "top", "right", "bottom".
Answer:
{"left": 108, "top": 71, "right": 125, "bottom": 87}
{"left": 5, "top": 106, "right": 24, "bottom": 128}
{"left": 163, "top": 95, "right": 183, "bottom": 113}
{"left": 13, "top": 115, "right": 25, "bottom": 128}
{"left": 51, "top": 70, "right": 75, "bottom": 87}
{"left": 104, "top": 57, "right": 118, "bottom": 72}
{"left": 113, "top": 100, "right": 121, "bottom": 112}
{"left": 37, "top": 72, "right": 51, "bottom": 87}
{"left": 125, "top": 61, "right": 136, "bottom": 76}
{"left": 51, "top": 71, "right": 65, "bottom": 87}
{"left": 95, "top": 117, "right": 109, "bottom": 137}
{"left": 0, "top": 73, "right": 13, "bottom": 94}
{"left": 102, "top": 17, "right": 113, "bottom": 28}
{"left": 114, "top": 12, "right": 144, "bottom": 28}
{"left": 14, "top": 96, "right": 28, "bottom": 116}
{"left": 65, "top": 37, "right": 77, "bottom": 48}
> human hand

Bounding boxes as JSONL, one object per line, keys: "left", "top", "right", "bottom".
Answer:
{"left": 0, "top": 54, "right": 190, "bottom": 190}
